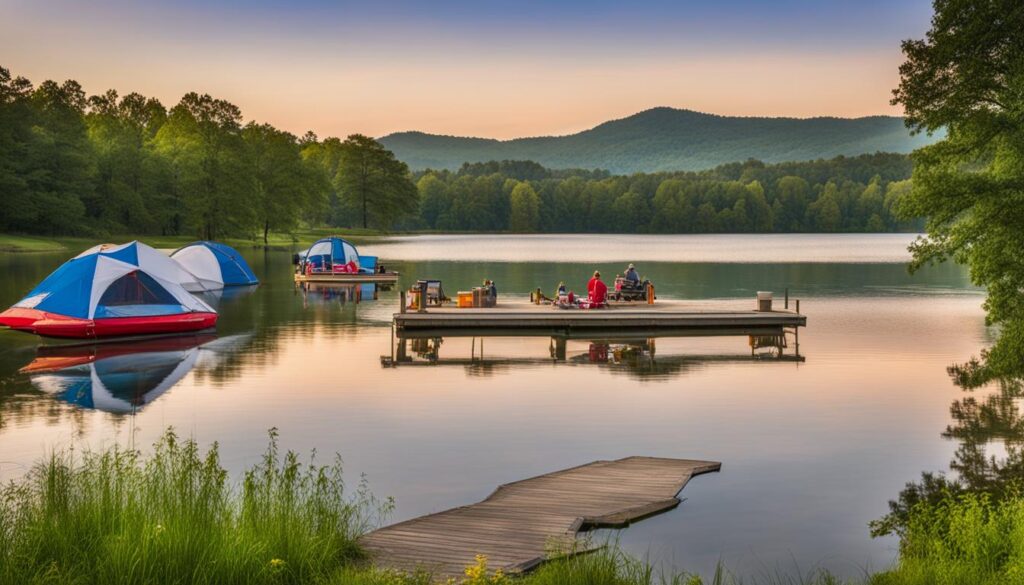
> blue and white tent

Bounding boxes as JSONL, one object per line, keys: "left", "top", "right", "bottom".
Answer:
{"left": 298, "top": 237, "right": 377, "bottom": 273}
{"left": 5, "top": 241, "right": 213, "bottom": 321}
{"left": 171, "top": 241, "right": 259, "bottom": 289}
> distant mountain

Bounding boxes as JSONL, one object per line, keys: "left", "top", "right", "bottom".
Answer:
{"left": 378, "top": 107, "right": 939, "bottom": 174}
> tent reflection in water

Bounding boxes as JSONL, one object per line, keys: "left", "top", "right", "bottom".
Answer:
{"left": 20, "top": 334, "right": 252, "bottom": 414}
{"left": 171, "top": 241, "right": 259, "bottom": 290}
{"left": 0, "top": 241, "right": 217, "bottom": 339}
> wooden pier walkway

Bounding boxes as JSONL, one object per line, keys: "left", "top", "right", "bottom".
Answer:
{"left": 394, "top": 300, "right": 805, "bottom": 337}
{"left": 360, "top": 456, "right": 721, "bottom": 577}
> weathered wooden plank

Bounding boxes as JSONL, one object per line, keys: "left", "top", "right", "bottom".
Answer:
{"left": 360, "top": 456, "right": 721, "bottom": 578}
{"left": 393, "top": 300, "right": 805, "bottom": 337}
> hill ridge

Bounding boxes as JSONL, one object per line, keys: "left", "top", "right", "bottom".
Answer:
{"left": 378, "top": 107, "right": 939, "bottom": 173}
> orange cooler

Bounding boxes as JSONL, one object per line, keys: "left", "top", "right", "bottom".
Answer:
{"left": 457, "top": 291, "right": 474, "bottom": 308}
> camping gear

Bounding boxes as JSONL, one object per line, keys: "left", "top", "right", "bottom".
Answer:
{"left": 757, "top": 291, "right": 773, "bottom": 312}
{"left": 457, "top": 291, "right": 473, "bottom": 308}
{"left": 0, "top": 241, "right": 217, "bottom": 339}
{"left": 171, "top": 241, "right": 258, "bottom": 289}
{"left": 296, "top": 237, "right": 377, "bottom": 275}
{"left": 407, "top": 280, "right": 448, "bottom": 310}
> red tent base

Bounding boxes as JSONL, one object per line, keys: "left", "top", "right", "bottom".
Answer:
{"left": 0, "top": 308, "right": 218, "bottom": 339}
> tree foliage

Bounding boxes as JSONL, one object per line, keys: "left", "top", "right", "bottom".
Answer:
{"left": 0, "top": 65, "right": 926, "bottom": 239}
{"left": 0, "top": 66, "right": 415, "bottom": 239}
{"left": 893, "top": 0, "right": 1024, "bottom": 382}
{"left": 413, "top": 154, "right": 920, "bottom": 233}
{"left": 334, "top": 134, "right": 418, "bottom": 229}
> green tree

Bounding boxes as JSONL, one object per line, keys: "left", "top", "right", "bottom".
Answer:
{"left": 336, "top": 134, "right": 417, "bottom": 229}
{"left": 152, "top": 93, "right": 249, "bottom": 239}
{"left": 509, "top": 181, "right": 540, "bottom": 232}
{"left": 774, "top": 176, "right": 811, "bottom": 231}
{"left": 417, "top": 173, "right": 450, "bottom": 229}
{"left": 242, "top": 122, "right": 327, "bottom": 243}
{"left": 808, "top": 182, "right": 842, "bottom": 232}
{"left": 611, "top": 191, "right": 650, "bottom": 231}
{"left": 85, "top": 90, "right": 167, "bottom": 233}
{"left": 16, "top": 78, "right": 92, "bottom": 234}
{"left": 0, "top": 67, "right": 41, "bottom": 232}
{"left": 744, "top": 180, "right": 773, "bottom": 232}
{"left": 893, "top": 0, "right": 1024, "bottom": 381}
{"left": 301, "top": 137, "right": 349, "bottom": 225}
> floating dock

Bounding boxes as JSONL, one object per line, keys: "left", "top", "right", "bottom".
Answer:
{"left": 394, "top": 299, "right": 805, "bottom": 337}
{"left": 360, "top": 456, "right": 721, "bottom": 577}
{"left": 293, "top": 271, "right": 399, "bottom": 285}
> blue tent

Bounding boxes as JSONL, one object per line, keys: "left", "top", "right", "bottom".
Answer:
{"left": 171, "top": 241, "right": 259, "bottom": 289}
{"left": 300, "top": 237, "right": 377, "bottom": 273}
{"left": 0, "top": 241, "right": 217, "bottom": 338}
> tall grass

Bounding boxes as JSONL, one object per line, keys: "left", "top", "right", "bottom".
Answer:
{"left": 869, "top": 490, "right": 1024, "bottom": 585}
{"left": 0, "top": 428, "right": 389, "bottom": 585}
{"left": 5, "top": 428, "right": 1023, "bottom": 585}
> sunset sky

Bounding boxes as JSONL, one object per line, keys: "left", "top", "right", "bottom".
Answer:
{"left": 1, "top": 0, "right": 934, "bottom": 139}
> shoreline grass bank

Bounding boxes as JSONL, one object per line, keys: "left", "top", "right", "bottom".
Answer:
{"left": 0, "top": 228, "right": 389, "bottom": 254}
{"left": 0, "top": 428, "right": 1017, "bottom": 585}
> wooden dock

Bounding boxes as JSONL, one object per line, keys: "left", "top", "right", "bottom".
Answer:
{"left": 360, "top": 456, "right": 721, "bottom": 577}
{"left": 394, "top": 300, "right": 805, "bottom": 337}
{"left": 294, "top": 271, "right": 399, "bottom": 285}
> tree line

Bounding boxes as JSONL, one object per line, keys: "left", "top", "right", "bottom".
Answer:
{"left": 412, "top": 153, "right": 919, "bottom": 233}
{"left": 2, "top": 65, "right": 920, "bottom": 239}
{"left": 0, "top": 66, "right": 418, "bottom": 241}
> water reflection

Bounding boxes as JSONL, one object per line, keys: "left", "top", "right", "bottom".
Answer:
{"left": 195, "top": 284, "right": 259, "bottom": 310}
{"left": 873, "top": 375, "right": 1024, "bottom": 537}
{"left": 385, "top": 331, "right": 804, "bottom": 380}
{"left": 297, "top": 282, "right": 379, "bottom": 307}
{"left": 19, "top": 334, "right": 253, "bottom": 414}
{"left": 0, "top": 240, "right": 989, "bottom": 578}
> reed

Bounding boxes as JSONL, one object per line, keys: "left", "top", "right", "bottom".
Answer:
{"left": 3, "top": 428, "right": 1019, "bottom": 585}
{"left": 0, "top": 428, "right": 389, "bottom": 585}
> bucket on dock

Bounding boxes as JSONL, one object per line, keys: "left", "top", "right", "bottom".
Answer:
{"left": 756, "top": 291, "right": 773, "bottom": 312}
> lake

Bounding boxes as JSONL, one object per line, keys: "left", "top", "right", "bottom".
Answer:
{"left": 0, "top": 233, "right": 993, "bottom": 579}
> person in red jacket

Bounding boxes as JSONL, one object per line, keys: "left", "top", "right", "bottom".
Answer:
{"left": 587, "top": 271, "right": 607, "bottom": 306}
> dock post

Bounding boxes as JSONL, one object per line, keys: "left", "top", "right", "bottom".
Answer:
{"left": 785, "top": 288, "right": 789, "bottom": 309}
{"left": 796, "top": 299, "right": 800, "bottom": 314}
{"left": 400, "top": 290, "right": 406, "bottom": 314}
{"left": 418, "top": 281, "right": 428, "bottom": 313}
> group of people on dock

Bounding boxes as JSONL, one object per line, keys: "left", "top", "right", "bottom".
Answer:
{"left": 553, "top": 263, "right": 641, "bottom": 308}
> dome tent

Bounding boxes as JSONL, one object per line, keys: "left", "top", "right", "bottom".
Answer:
{"left": 298, "top": 236, "right": 377, "bottom": 273}
{"left": 0, "top": 241, "right": 217, "bottom": 339}
{"left": 171, "top": 241, "right": 259, "bottom": 289}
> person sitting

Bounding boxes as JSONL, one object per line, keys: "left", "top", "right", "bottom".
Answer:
{"left": 624, "top": 263, "right": 640, "bottom": 285}
{"left": 587, "top": 271, "right": 607, "bottom": 307}
{"left": 587, "top": 271, "right": 601, "bottom": 297}
{"left": 483, "top": 279, "right": 497, "bottom": 307}
{"left": 556, "top": 281, "right": 568, "bottom": 297}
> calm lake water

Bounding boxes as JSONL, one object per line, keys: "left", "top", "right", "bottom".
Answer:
{"left": 0, "top": 234, "right": 993, "bottom": 578}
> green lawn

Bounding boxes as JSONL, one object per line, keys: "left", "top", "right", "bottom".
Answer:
{"left": 0, "top": 229, "right": 389, "bottom": 255}
{"left": 0, "top": 234, "right": 67, "bottom": 253}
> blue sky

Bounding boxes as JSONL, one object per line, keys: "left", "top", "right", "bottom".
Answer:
{"left": 1, "top": 0, "right": 935, "bottom": 138}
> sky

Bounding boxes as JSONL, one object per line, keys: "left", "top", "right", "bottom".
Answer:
{"left": 0, "top": 0, "right": 935, "bottom": 139}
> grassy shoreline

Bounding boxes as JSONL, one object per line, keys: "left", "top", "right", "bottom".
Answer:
{"left": 1, "top": 428, "right": 1016, "bottom": 585}
{"left": 0, "top": 229, "right": 390, "bottom": 254}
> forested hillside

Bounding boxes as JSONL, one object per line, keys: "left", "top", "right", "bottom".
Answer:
{"left": 380, "top": 107, "right": 940, "bottom": 174}
{"left": 1, "top": 66, "right": 919, "bottom": 238}
{"left": 411, "top": 155, "right": 918, "bottom": 233}
{"left": 0, "top": 66, "right": 418, "bottom": 240}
